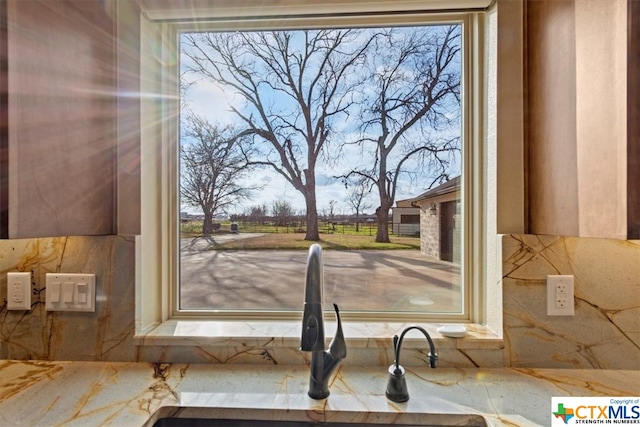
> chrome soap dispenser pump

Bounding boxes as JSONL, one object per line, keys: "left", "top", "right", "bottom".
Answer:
{"left": 385, "top": 325, "right": 438, "bottom": 403}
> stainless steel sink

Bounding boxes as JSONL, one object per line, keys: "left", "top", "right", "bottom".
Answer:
{"left": 153, "top": 420, "right": 487, "bottom": 427}
{"left": 152, "top": 420, "right": 488, "bottom": 427}
{"left": 145, "top": 407, "right": 489, "bottom": 427}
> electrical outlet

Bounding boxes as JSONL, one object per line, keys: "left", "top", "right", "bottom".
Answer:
{"left": 547, "top": 275, "right": 575, "bottom": 316}
{"left": 7, "top": 272, "right": 32, "bottom": 310}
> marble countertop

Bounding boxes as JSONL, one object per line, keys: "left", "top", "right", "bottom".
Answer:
{"left": 0, "top": 360, "right": 637, "bottom": 427}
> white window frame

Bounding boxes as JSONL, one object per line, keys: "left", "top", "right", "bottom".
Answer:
{"left": 135, "top": 0, "right": 505, "bottom": 337}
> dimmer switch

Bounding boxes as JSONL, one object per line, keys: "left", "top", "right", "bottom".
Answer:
{"left": 77, "top": 283, "right": 88, "bottom": 303}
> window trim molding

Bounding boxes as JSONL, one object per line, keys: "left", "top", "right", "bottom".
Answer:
{"left": 134, "top": 1, "right": 511, "bottom": 337}
{"left": 139, "top": 0, "right": 495, "bottom": 22}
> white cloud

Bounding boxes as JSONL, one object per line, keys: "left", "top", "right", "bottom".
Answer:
{"left": 183, "top": 79, "right": 242, "bottom": 125}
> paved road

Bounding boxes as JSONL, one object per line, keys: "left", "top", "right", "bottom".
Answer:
{"left": 180, "top": 235, "right": 461, "bottom": 313}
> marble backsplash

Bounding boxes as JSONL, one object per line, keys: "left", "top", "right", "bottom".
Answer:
{"left": 0, "top": 236, "right": 138, "bottom": 361}
{"left": 502, "top": 235, "right": 639, "bottom": 369}
{"left": 0, "top": 234, "right": 638, "bottom": 368}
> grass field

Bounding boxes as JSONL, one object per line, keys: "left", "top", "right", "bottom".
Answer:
{"left": 212, "top": 232, "right": 419, "bottom": 250}
{"left": 181, "top": 221, "right": 420, "bottom": 250}
{"left": 182, "top": 220, "right": 381, "bottom": 236}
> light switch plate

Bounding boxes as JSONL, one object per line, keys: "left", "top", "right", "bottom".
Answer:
{"left": 45, "top": 273, "right": 95, "bottom": 312}
{"left": 7, "top": 272, "right": 31, "bottom": 310}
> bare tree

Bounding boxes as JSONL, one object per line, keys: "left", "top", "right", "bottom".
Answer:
{"left": 327, "top": 200, "right": 338, "bottom": 222}
{"left": 344, "top": 177, "right": 373, "bottom": 232}
{"left": 323, "top": 199, "right": 339, "bottom": 231}
{"left": 180, "top": 113, "right": 259, "bottom": 235}
{"left": 339, "top": 26, "right": 462, "bottom": 243}
{"left": 182, "top": 30, "right": 375, "bottom": 241}
{"left": 247, "top": 204, "right": 268, "bottom": 225}
{"left": 272, "top": 199, "right": 294, "bottom": 227}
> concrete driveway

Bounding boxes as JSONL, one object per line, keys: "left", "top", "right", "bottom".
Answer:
{"left": 180, "top": 236, "right": 461, "bottom": 313}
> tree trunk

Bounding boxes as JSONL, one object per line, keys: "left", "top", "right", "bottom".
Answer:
{"left": 304, "top": 193, "right": 320, "bottom": 241}
{"left": 375, "top": 205, "right": 391, "bottom": 243}
{"left": 202, "top": 211, "right": 215, "bottom": 235}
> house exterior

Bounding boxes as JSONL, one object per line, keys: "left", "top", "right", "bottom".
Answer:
{"left": 411, "top": 177, "right": 461, "bottom": 263}
{"left": 391, "top": 199, "right": 421, "bottom": 236}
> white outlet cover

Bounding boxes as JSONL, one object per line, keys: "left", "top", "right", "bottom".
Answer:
{"left": 546, "top": 275, "right": 575, "bottom": 316}
{"left": 45, "top": 273, "right": 96, "bottom": 312}
{"left": 7, "top": 272, "right": 31, "bottom": 310}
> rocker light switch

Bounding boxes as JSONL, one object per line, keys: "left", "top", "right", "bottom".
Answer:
{"left": 62, "top": 282, "right": 74, "bottom": 303}
{"left": 46, "top": 274, "right": 95, "bottom": 312}
{"left": 49, "top": 282, "right": 61, "bottom": 303}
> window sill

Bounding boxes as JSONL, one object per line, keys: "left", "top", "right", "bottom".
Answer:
{"left": 134, "top": 319, "right": 503, "bottom": 350}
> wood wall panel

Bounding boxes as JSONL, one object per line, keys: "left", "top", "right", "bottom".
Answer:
{"left": 0, "top": 1, "right": 7, "bottom": 238}
{"left": 527, "top": 0, "right": 580, "bottom": 236}
{"left": 629, "top": 0, "right": 640, "bottom": 239}
{"left": 7, "top": 0, "right": 116, "bottom": 237}
{"left": 527, "top": 0, "right": 629, "bottom": 239}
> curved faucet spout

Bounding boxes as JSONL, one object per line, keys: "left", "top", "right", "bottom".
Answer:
{"left": 385, "top": 325, "right": 438, "bottom": 403}
{"left": 392, "top": 325, "right": 438, "bottom": 371}
{"left": 301, "top": 244, "right": 325, "bottom": 352}
{"left": 300, "top": 244, "right": 347, "bottom": 399}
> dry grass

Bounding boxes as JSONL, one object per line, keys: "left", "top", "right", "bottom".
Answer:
{"left": 210, "top": 232, "right": 420, "bottom": 250}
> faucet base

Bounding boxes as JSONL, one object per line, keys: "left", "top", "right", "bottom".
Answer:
{"left": 385, "top": 390, "right": 409, "bottom": 403}
{"left": 308, "top": 389, "right": 330, "bottom": 400}
{"left": 307, "top": 349, "right": 336, "bottom": 400}
{"left": 386, "top": 364, "right": 410, "bottom": 403}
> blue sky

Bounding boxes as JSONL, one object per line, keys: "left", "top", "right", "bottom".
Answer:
{"left": 179, "top": 26, "right": 461, "bottom": 217}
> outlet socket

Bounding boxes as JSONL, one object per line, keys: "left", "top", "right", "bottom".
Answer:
{"left": 547, "top": 275, "right": 575, "bottom": 316}
{"left": 7, "top": 272, "right": 32, "bottom": 310}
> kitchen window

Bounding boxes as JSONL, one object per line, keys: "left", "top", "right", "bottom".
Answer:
{"left": 136, "top": 0, "right": 501, "bottom": 333}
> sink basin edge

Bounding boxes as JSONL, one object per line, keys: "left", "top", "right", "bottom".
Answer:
{"left": 143, "top": 406, "right": 489, "bottom": 427}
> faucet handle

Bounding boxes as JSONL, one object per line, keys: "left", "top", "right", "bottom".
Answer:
{"left": 328, "top": 303, "right": 347, "bottom": 360}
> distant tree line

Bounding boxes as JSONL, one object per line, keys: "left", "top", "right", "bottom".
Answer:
{"left": 230, "top": 200, "right": 379, "bottom": 230}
